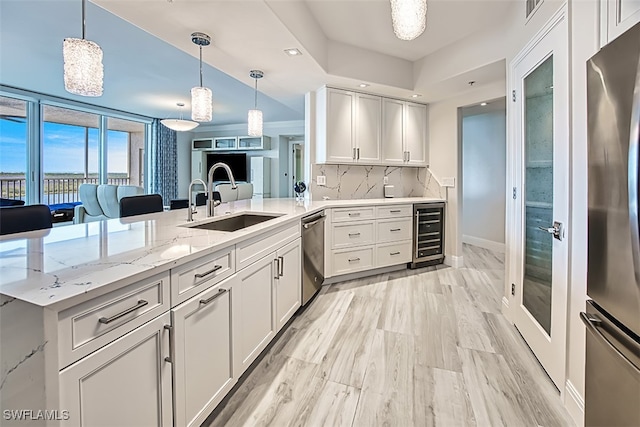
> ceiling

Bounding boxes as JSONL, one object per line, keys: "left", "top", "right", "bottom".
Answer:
{"left": 0, "top": 0, "right": 512, "bottom": 127}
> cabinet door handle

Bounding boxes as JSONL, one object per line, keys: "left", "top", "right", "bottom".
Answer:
{"left": 163, "top": 324, "right": 172, "bottom": 364}
{"left": 348, "top": 257, "right": 360, "bottom": 262}
{"left": 278, "top": 256, "right": 284, "bottom": 277}
{"left": 98, "top": 300, "right": 148, "bottom": 324}
{"left": 199, "top": 288, "right": 228, "bottom": 306}
{"left": 353, "top": 148, "right": 357, "bottom": 160}
{"left": 390, "top": 228, "right": 401, "bottom": 232}
{"left": 390, "top": 251, "right": 401, "bottom": 256}
{"left": 407, "top": 151, "right": 411, "bottom": 162}
{"left": 194, "top": 264, "right": 223, "bottom": 279}
{"left": 348, "top": 232, "right": 361, "bottom": 237}
{"left": 348, "top": 212, "right": 360, "bottom": 217}
{"left": 274, "top": 258, "right": 280, "bottom": 279}
{"left": 357, "top": 147, "right": 360, "bottom": 160}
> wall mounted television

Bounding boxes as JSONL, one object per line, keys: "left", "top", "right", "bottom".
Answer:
{"left": 205, "top": 153, "right": 248, "bottom": 182}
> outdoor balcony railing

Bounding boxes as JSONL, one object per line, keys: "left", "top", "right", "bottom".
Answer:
{"left": 0, "top": 177, "right": 131, "bottom": 205}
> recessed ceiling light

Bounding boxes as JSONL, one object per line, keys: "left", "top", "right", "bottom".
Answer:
{"left": 359, "top": 83, "right": 369, "bottom": 88}
{"left": 284, "top": 48, "right": 302, "bottom": 56}
{"left": 412, "top": 94, "right": 421, "bottom": 98}
{"left": 480, "top": 102, "right": 488, "bottom": 106}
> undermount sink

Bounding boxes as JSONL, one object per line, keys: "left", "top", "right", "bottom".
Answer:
{"left": 186, "top": 213, "right": 283, "bottom": 232}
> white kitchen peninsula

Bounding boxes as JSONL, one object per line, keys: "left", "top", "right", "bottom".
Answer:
{"left": 0, "top": 197, "right": 443, "bottom": 426}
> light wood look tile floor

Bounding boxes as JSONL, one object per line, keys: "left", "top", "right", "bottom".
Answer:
{"left": 204, "top": 244, "right": 574, "bottom": 427}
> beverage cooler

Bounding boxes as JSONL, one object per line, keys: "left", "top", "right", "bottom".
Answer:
{"left": 410, "top": 203, "right": 445, "bottom": 268}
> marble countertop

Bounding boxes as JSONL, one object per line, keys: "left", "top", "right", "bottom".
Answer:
{"left": 0, "top": 197, "right": 443, "bottom": 309}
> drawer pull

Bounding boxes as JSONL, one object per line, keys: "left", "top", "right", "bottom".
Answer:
{"left": 390, "top": 228, "right": 401, "bottom": 232}
{"left": 278, "top": 256, "right": 284, "bottom": 277}
{"left": 348, "top": 232, "right": 361, "bottom": 237}
{"left": 348, "top": 212, "right": 361, "bottom": 217}
{"left": 98, "top": 300, "right": 148, "bottom": 324}
{"left": 348, "top": 257, "right": 360, "bottom": 262}
{"left": 194, "top": 265, "right": 223, "bottom": 279}
{"left": 199, "top": 288, "right": 228, "bottom": 306}
{"left": 390, "top": 210, "right": 401, "bottom": 213}
{"left": 390, "top": 251, "right": 401, "bottom": 255}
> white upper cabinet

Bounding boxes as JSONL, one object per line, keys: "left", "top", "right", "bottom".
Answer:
{"left": 382, "top": 98, "right": 428, "bottom": 166}
{"left": 382, "top": 98, "right": 405, "bottom": 164}
{"left": 317, "top": 86, "right": 427, "bottom": 166}
{"left": 354, "top": 93, "right": 382, "bottom": 163}
{"left": 602, "top": 0, "right": 640, "bottom": 45}
{"left": 404, "top": 102, "right": 428, "bottom": 166}
{"left": 321, "top": 88, "right": 356, "bottom": 163}
{"left": 317, "top": 87, "right": 382, "bottom": 165}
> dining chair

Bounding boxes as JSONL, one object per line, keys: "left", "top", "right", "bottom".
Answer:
{"left": 119, "top": 194, "right": 164, "bottom": 218}
{"left": 0, "top": 204, "right": 52, "bottom": 235}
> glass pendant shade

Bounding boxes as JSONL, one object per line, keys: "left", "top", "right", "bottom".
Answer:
{"left": 63, "top": 38, "right": 104, "bottom": 97}
{"left": 191, "top": 86, "right": 212, "bottom": 122}
{"left": 390, "top": 0, "right": 427, "bottom": 41}
{"left": 160, "top": 119, "right": 199, "bottom": 132}
{"left": 248, "top": 109, "right": 263, "bottom": 137}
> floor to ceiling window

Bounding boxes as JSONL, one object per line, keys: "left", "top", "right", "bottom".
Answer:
{"left": 0, "top": 88, "right": 151, "bottom": 211}
{"left": 0, "top": 95, "right": 28, "bottom": 202}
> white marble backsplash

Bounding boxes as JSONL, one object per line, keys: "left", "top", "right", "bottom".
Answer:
{"left": 309, "top": 165, "right": 444, "bottom": 200}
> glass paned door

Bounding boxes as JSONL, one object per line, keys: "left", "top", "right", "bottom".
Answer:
{"left": 509, "top": 9, "right": 569, "bottom": 390}
{"left": 523, "top": 56, "right": 554, "bottom": 335}
{"left": 0, "top": 96, "right": 28, "bottom": 204}
{"left": 107, "top": 118, "right": 145, "bottom": 187}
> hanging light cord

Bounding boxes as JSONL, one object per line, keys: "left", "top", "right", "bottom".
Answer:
{"left": 254, "top": 77, "right": 258, "bottom": 109}
{"left": 81, "top": 0, "right": 86, "bottom": 39}
{"left": 199, "top": 45, "right": 203, "bottom": 87}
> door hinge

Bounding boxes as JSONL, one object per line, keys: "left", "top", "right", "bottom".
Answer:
{"left": 512, "top": 90, "right": 516, "bottom": 102}
{"left": 511, "top": 283, "right": 515, "bottom": 296}
{"left": 512, "top": 187, "right": 517, "bottom": 200}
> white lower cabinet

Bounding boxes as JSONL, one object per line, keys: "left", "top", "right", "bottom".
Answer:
{"left": 171, "top": 276, "right": 237, "bottom": 427}
{"left": 59, "top": 312, "right": 173, "bottom": 427}
{"left": 234, "top": 253, "right": 277, "bottom": 374}
{"left": 274, "top": 239, "right": 301, "bottom": 331}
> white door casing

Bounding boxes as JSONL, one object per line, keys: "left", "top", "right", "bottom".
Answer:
{"left": 506, "top": 6, "right": 569, "bottom": 390}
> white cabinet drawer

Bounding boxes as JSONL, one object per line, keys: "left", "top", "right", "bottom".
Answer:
{"left": 332, "top": 246, "right": 375, "bottom": 275}
{"left": 170, "top": 246, "right": 235, "bottom": 306}
{"left": 58, "top": 272, "right": 170, "bottom": 369}
{"left": 376, "top": 241, "right": 412, "bottom": 267}
{"left": 376, "top": 204, "right": 412, "bottom": 218}
{"left": 377, "top": 217, "right": 412, "bottom": 243}
{"left": 332, "top": 221, "right": 375, "bottom": 249}
{"left": 332, "top": 206, "right": 375, "bottom": 222}
{"left": 236, "top": 222, "right": 300, "bottom": 271}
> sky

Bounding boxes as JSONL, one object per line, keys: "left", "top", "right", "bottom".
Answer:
{"left": 0, "top": 119, "right": 129, "bottom": 174}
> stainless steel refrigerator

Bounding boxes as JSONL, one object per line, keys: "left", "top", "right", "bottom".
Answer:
{"left": 585, "top": 20, "right": 640, "bottom": 426}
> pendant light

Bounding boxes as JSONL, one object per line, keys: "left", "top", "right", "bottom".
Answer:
{"left": 190, "top": 32, "right": 213, "bottom": 122}
{"left": 248, "top": 70, "right": 264, "bottom": 137}
{"left": 63, "top": 0, "right": 104, "bottom": 97}
{"left": 161, "top": 103, "right": 199, "bottom": 132}
{"left": 390, "top": 0, "right": 427, "bottom": 41}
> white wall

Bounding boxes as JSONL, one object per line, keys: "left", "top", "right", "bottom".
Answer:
{"left": 565, "top": 0, "right": 600, "bottom": 423}
{"left": 428, "top": 81, "right": 506, "bottom": 261}
{"left": 462, "top": 109, "right": 506, "bottom": 252}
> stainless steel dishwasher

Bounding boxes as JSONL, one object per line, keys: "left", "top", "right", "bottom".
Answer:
{"left": 301, "top": 211, "right": 325, "bottom": 305}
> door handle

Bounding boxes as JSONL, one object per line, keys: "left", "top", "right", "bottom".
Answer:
{"left": 537, "top": 221, "right": 563, "bottom": 241}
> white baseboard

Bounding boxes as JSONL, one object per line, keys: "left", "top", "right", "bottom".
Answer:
{"left": 564, "top": 380, "right": 584, "bottom": 427}
{"left": 444, "top": 255, "right": 464, "bottom": 268}
{"left": 501, "top": 296, "right": 509, "bottom": 311}
{"left": 462, "top": 235, "right": 505, "bottom": 253}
